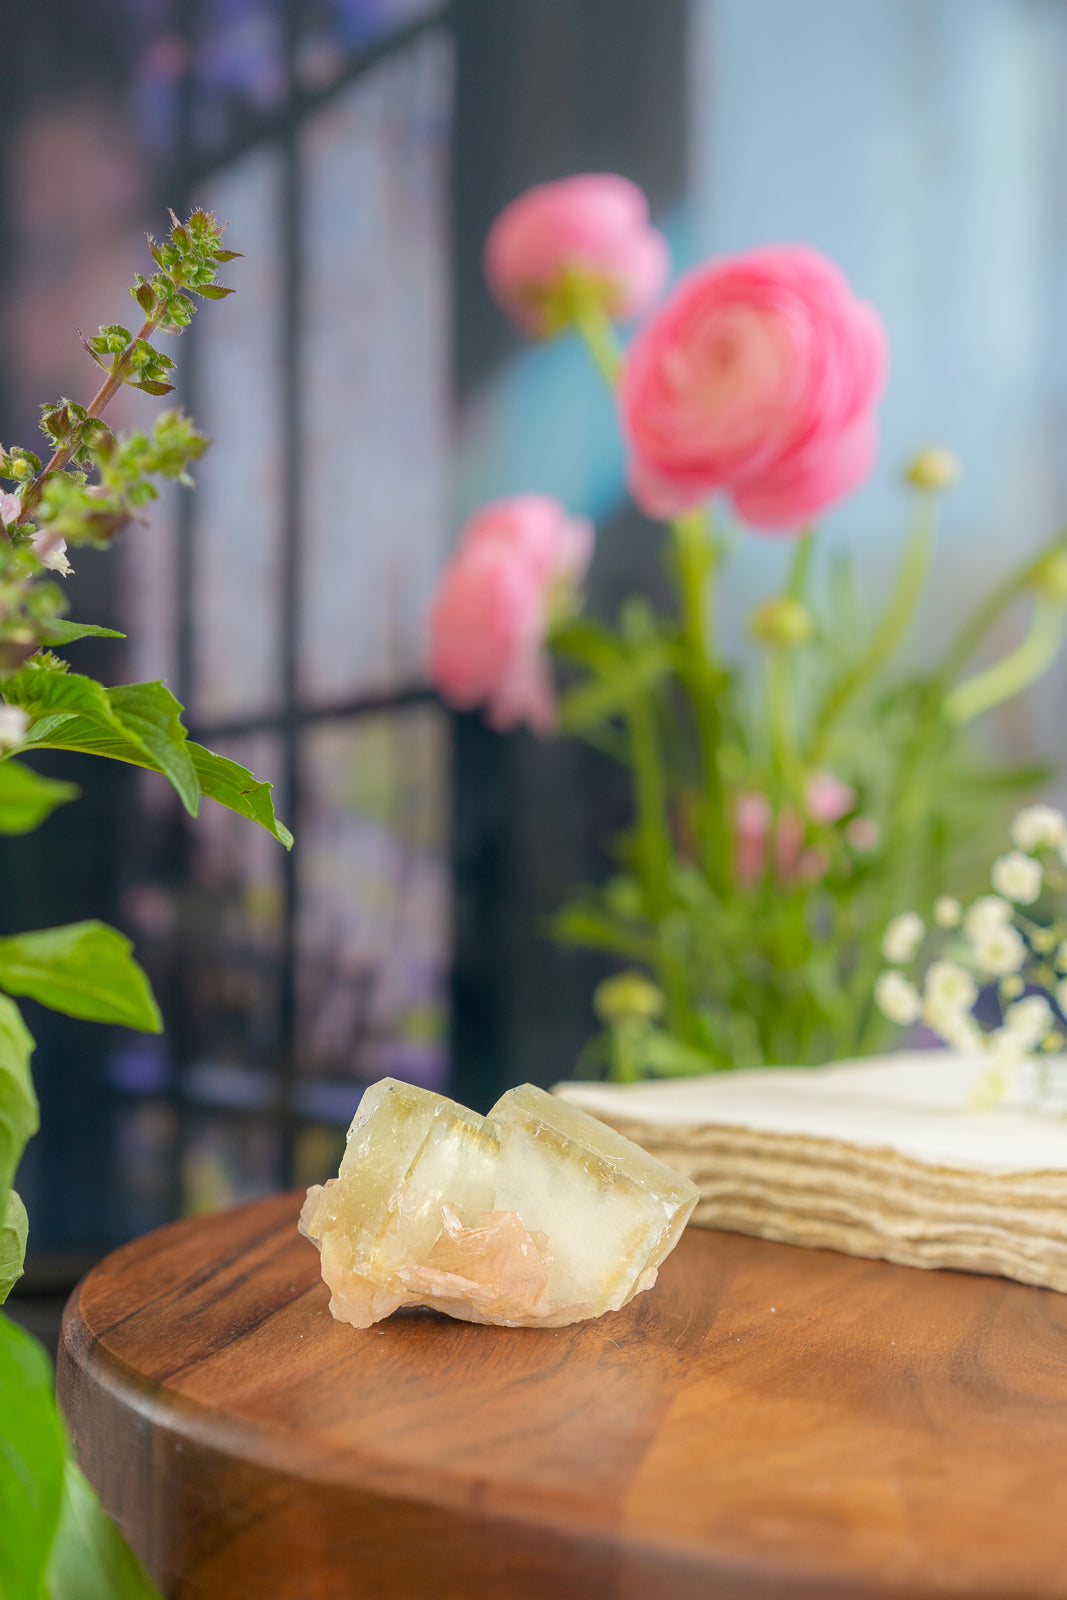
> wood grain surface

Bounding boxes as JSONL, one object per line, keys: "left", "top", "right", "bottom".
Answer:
{"left": 58, "top": 1191, "right": 1067, "bottom": 1600}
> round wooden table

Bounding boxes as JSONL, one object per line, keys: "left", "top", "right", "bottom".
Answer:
{"left": 58, "top": 1191, "right": 1067, "bottom": 1599}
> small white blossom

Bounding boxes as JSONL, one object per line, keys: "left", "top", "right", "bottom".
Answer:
{"left": 924, "top": 959, "right": 978, "bottom": 1013}
{"left": 0, "top": 705, "right": 27, "bottom": 751}
{"left": 875, "top": 971, "right": 922, "bottom": 1026}
{"left": 923, "top": 994, "right": 982, "bottom": 1053}
{"left": 882, "top": 911, "right": 924, "bottom": 965}
{"left": 933, "top": 896, "right": 961, "bottom": 929}
{"left": 971, "top": 923, "right": 1026, "bottom": 977}
{"left": 1002, "top": 994, "right": 1054, "bottom": 1050}
{"left": 1056, "top": 978, "right": 1067, "bottom": 1017}
{"left": 991, "top": 851, "right": 1043, "bottom": 905}
{"left": 1010, "top": 804, "right": 1066, "bottom": 852}
{"left": 964, "top": 895, "right": 1012, "bottom": 940}
{"left": 31, "top": 528, "right": 72, "bottom": 577}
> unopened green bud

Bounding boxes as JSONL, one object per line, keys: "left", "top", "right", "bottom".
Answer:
{"left": 905, "top": 447, "right": 961, "bottom": 492}
{"left": 593, "top": 971, "right": 664, "bottom": 1025}
{"left": 1031, "top": 550, "right": 1067, "bottom": 601}
{"left": 750, "top": 596, "right": 814, "bottom": 649}
{"left": 999, "top": 974, "right": 1025, "bottom": 1002}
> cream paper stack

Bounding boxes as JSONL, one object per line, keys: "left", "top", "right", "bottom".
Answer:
{"left": 555, "top": 1051, "right": 1067, "bottom": 1291}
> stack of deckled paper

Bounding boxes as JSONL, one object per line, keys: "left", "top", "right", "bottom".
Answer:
{"left": 556, "top": 1051, "right": 1067, "bottom": 1292}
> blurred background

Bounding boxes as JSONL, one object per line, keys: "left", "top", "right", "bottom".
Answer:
{"left": 3, "top": 0, "right": 1067, "bottom": 1341}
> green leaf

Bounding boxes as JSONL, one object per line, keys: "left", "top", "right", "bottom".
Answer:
{"left": 128, "top": 380, "right": 175, "bottom": 397}
{"left": 45, "top": 1459, "right": 161, "bottom": 1600}
{"left": 0, "top": 1312, "right": 66, "bottom": 1600}
{"left": 0, "top": 760, "right": 78, "bottom": 835}
{"left": 108, "top": 683, "right": 199, "bottom": 816}
{"left": 36, "top": 621, "right": 126, "bottom": 647}
{"left": 9, "top": 670, "right": 291, "bottom": 846}
{"left": 12, "top": 669, "right": 201, "bottom": 817}
{"left": 0, "top": 922, "right": 162, "bottom": 1033}
{"left": 189, "top": 744, "right": 294, "bottom": 849}
{"left": 558, "top": 644, "right": 672, "bottom": 733}
{"left": 0, "top": 1188, "right": 27, "bottom": 1303}
{"left": 0, "top": 995, "right": 37, "bottom": 1200}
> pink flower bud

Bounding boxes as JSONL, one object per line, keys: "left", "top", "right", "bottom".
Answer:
{"left": 845, "top": 816, "right": 881, "bottom": 854}
{"left": 619, "top": 243, "right": 888, "bottom": 531}
{"left": 427, "top": 496, "right": 593, "bottom": 735}
{"left": 484, "top": 175, "right": 669, "bottom": 336}
{"left": 805, "top": 771, "right": 855, "bottom": 825}
{"left": 735, "top": 792, "right": 771, "bottom": 888}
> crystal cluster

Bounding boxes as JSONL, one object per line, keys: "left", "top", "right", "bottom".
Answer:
{"left": 299, "top": 1078, "right": 699, "bottom": 1329}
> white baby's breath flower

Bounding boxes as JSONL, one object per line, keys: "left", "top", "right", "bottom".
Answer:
{"left": 923, "top": 993, "right": 982, "bottom": 1053}
{"left": 0, "top": 705, "right": 27, "bottom": 751}
{"left": 991, "top": 851, "right": 1043, "bottom": 905}
{"left": 874, "top": 971, "right": 922, "bottom": 1026}
{"left": 1002, "top": 994, "right": 1054, "bottom": 1050}
{"left": 971, "top": 922, "right": 1026, "bottom": 977}
{"left": 933, "top": 896, "right": 961, "bottom": 929}
{"left": 924, "top": 959, "right": 978, "bottom": 1013}
{"left": 1010, "top": 804, "right": 1066, "bottom": 852}
{"left": 964, "top": 895, "right": 1012, "bottom": 940}
{"left": 882, "top": 911, "right": 924, "bottom": 965}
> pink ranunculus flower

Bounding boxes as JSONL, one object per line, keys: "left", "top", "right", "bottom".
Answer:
{"left": 620, "top": 244, "right": 888, "bottom": 531}
{"left": 427, "top": 495, "right": 593, "bottom": 735}
{"left": 484, "top": 174, "right": 670, "bottom": 337}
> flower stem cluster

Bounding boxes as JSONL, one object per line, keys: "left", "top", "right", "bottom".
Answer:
{"left": 0, "top": 209, "right": 235, "bottom": 669}
{"left": 430, "top": 172, "right": 1067, "bottom": 1078}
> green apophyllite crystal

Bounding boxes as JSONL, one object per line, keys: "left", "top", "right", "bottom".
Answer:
{"left": 300, "top": 1078, "right": 698, "bottom": 1330}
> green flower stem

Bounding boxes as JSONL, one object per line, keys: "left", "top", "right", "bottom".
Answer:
{"left": 671, "top": 508, "right": 727, "bottom": 890}
{"left": 936, "top": 529, "right": 1067, "bottom": 687}
{"left": 767, "top": 530, "right": 815, "bottom": 798}
{"left": 18, "top": 311, "right": 162, "bottom": 528}
{"left": 766, "top": 649, "right": 798, "bottom": 794}
{"left": 570, "top": 296, "right": 623, "bottom": 387}
{"left": 624, "top": 698, "right": 690, "bottom": 1035}
{"left": 809, "top": 493, "right": 936, "bottom": 761}
{"left": 785, "top": 527, "right": 814, "bottom": 600}
{"left": 943, "top": 595, "right": 1067, "bottom": 726}
{"left": 626, "top": 697, "right": 672, "bottom": 918}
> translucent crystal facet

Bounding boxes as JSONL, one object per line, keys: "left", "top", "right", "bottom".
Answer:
{"left": 300, "top": 1078, "right": 698, "bottom": 1329}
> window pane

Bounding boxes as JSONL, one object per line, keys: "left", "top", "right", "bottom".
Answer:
{"left": 190, "top": 0, "right": 286, "bottom": 155}
{"left": 296, "top": 706, "right": 450, "bottom": 1093}
{"left": 192, "top": 148, "right": 285, "bottom": 720}
{"left": 181, "top": 1113, "right": 281, "bottom": 1214}
{"left": 298, "top": 30, "right": 452, "bottom": 702}
{"left": 296, "top": 0, "right": 444, "bottom": 93}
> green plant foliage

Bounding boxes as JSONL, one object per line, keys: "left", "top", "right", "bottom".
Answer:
{"left": 44, "top": 1460, "right": 160, "bottom": 1600}
{"left": 0, "top": 1313, "right": 67, "bottom": 1600}
{"left": 0, "top": 995, "right": 37, "bottom": 1200}
{"left": 188, "top": 743, "right": 294, "bottom": 848}
{"left": 36, "top": 621, "right": 125, "bottom": 646}
{"left": 0, "top": 922, "right": 162, "bottom": 1032}
{"left": 8, "top": 667, "right": 201, "bottom": 816}
{"left": 0, "top": 760, "right": 78, "bottom": 834}
{"left": 7, "top": 670, "right": 292, "bottom": 844}
{"left": 0, "top": 206, "right": 278, "bottom": 1598}
{"left": 0, "top": 1188, "right": 28, "bottom": 1302}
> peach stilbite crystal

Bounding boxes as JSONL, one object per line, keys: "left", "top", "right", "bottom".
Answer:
{"left": 299, "top": 1078, "right": 699, "bottom": 1330}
